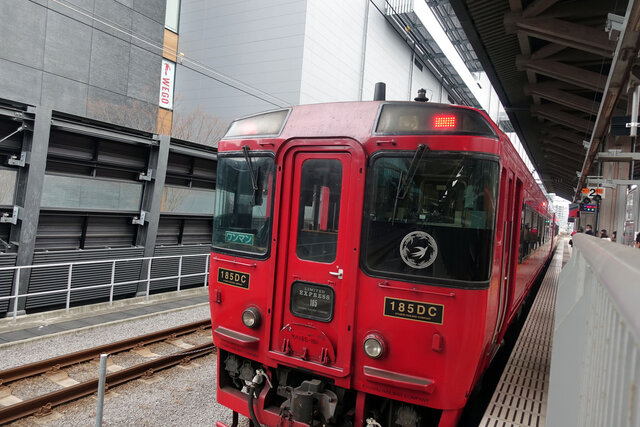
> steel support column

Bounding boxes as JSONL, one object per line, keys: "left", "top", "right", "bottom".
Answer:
{"left": 8, "top": 106, "right": 51, "bottom": 312}
{"left": 136, "top": 134, "right": 170, "bottom": 295}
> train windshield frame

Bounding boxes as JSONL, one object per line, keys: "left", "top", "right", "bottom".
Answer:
{"left": 361, "top": 151, "right": 499, "bottom": 287}
{"left": 212, "top": 152, "right": 275, "bottom": 258}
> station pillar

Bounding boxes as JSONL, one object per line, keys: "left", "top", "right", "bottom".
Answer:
{"left": 594, "top": 83, "right": 640, "bottom": 245}
{"left": 596, "top": 136, "right": 631, "bottom": 240}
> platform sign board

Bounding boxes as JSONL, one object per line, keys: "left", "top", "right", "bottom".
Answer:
{"left": 581, "top": 187, "right": 606, "bottom": 199}
{"left": 159, "top": 59, "right": 175, "bottom": 110}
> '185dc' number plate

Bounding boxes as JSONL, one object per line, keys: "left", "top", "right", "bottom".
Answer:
{"left": 217, "top": 268, "right": 250, "bottom": 289}
{"left": 383, "top": 297, "right": 443, "bottom": 324}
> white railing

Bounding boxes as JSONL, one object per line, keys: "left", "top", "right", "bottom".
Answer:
{"left": 547, "top": 234, "right": 640, "bottom": 426}
{"left": 0, "top": 253, "right": 210, "bottom": 323}
{"left": 386, "top": 0, "right": 414, "bottom": 15}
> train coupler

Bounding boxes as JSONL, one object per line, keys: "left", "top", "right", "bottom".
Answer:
{"left": 278, "top": 379, "right": 338, "bottom": 425}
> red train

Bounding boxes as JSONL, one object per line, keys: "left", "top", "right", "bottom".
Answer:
{"left": 209, "top": 96, "right": 555, "bottom": 427}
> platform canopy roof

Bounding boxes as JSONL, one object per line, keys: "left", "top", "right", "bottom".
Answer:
{"left": 445, "top": 0, "right": 640, "bottom": 201}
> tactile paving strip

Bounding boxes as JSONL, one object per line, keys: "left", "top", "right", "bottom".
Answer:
{"left": 480, "top": 243, "right": 564, "bottom": 427}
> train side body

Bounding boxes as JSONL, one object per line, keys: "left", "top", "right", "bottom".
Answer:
{"left": 209, "top": 101, "right": 554, "bottom": 427}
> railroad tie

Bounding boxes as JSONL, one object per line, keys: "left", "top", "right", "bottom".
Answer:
{"left": 167, "top": 338, "right": 195, "bottom": 349}
{"left": 46, "top": 371, "right": 80, "bottom": 387}
{"left": 0, "top": 385, "right": 23, "bottom": 406}
{"left": 90, "top": 356, "right": 124, "bottom": 372}
{"left": 132, "top": 347, "right": 160, "bottom": 358}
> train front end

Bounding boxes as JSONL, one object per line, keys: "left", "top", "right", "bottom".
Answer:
{"left": 209, "top": 102, "right": 506, "bottom": 427}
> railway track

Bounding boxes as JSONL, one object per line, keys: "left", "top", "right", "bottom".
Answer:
{"left": 0, "top": 320, "right": 215, "bottom": 424}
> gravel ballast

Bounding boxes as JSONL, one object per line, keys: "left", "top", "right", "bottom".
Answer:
{"left": 2, "top": 301, "right": 257, "bottom": 426}
{"left": 7, "top": 353, "right": 252, "bottom": 427}
{"left": 0, "top": 304, "right": 211, "bottom": 371}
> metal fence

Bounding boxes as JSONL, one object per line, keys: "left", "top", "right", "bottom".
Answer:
{"left": 547, "top": 234, "right": 640, "bottom": 426}
{"left": 0, "top": 253, "right": 210, "bottom": 323}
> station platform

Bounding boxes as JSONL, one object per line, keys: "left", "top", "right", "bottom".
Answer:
{"left": 0, "top": 287, "right": 210, "bottom": 345}
{"left": 480, "top": 240, "right": 567, "bottom": 426}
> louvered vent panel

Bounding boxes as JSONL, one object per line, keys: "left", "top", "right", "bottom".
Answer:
{"left": 151, "top": 245, "right": 210, "bottom": 291}
{"left": 84, "top": 216, "right": 137, "bottom": 249}
{"left": 156, "top": 217, "right": 181, "bottom": 246}
{"left": 96, "top": 140, "right": 148, "bottom": 170}
{"left": 26, "top": 247, "right": 143, "bottom": 310}
{"left": 0, "top": 253, "right": 17, "bottom": 314}
{"left": 47, "top": 131, "right": 95, "bottom": 161}
{"left": 192, "top": 157, "right": 216, "bottom": 189}
{"left": 182, "top": 218, "right": 213, "bottom": 245}
{"left": 35, "top": 215, "right": 83, "bottom": 251}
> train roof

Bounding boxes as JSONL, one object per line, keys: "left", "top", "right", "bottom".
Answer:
{"left": 223, "top": 101, "right": 501, "bottom": 143}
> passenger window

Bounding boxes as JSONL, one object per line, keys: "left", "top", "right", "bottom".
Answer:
{"left": 519, "top": 204, "right": 544, "bottom": 263}
{"left": 296, "top": 159, "right": 343, "bottom": 263}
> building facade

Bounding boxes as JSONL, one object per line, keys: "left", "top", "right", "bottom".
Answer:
{"left": 0, "top": 0, "right": 215, "bottom": 316}
{"left": 174, "top": 0, "right": 468, "bottom": 127}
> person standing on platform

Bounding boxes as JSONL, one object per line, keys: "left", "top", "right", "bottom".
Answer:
{"left": 600, "top": 229, "right": 611, "bottom": 241}
{"left": 585, "top": 224, "right": 594, "bottom": 235}
{"left": 611, "top": 231, "right": 617, "bottom": 242}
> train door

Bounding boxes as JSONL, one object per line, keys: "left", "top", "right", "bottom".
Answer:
{"left": 270, "top": 142, "right": 364, "bottom": 377}
{"left": 505, "top": 179, "right": 523, "bottom": 320}
{"left": 491, "top": 170, "right": 516, "bottom": 350}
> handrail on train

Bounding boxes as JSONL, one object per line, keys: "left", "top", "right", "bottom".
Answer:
{"left": 547, "top": 234, "right": 640, "bottom": 427}
{"left": 0, "top": 253, "right": 211, "bottom": 324}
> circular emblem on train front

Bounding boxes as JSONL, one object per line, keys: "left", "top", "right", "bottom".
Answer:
{"left": 399, "top": 231, "right": 438, "bottom": 269}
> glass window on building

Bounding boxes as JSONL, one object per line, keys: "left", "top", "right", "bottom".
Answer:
{"left": 165, "top": 0, "right": 181, "bottom": 32}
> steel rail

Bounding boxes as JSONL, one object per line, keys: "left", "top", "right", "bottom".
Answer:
{"left": 0, "top": 343, "right": 214, "bottom": 424}
{"left": 0, "top": 319, "right": 211, "bottom": 385}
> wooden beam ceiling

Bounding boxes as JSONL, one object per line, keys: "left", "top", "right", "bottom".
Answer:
{"left": 448, "top": 0, "right": 632, "bottom": 201}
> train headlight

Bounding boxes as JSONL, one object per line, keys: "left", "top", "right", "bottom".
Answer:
{"left": 242, "top": 307, "right": 261, "bottom": 329}
{"left": 363, "top": 334, "right": 386, "bottom": 359}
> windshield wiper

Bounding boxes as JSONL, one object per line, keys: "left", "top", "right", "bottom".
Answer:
{"left": 392, "top": 144, "right": 428, "bottom": 225}
{"left": 398, "top": 144, "right": 428, "bottom": 199}
{"left": 242, "top": 145, "right": 260, "bottom": 205}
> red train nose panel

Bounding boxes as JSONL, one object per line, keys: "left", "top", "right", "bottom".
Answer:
{"left": 279, "top": 323, "right": 336, "bottom": 364}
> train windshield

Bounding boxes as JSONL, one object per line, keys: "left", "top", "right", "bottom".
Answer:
{"left": 362, "top": 153, "right": 499, "bottom": 285}
{"left": 212, "top": 154, "right": 275, "bottom": 256}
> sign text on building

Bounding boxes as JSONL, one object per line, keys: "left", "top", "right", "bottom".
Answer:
{"left": 159, "top": 59, "right": 176, "bottom": 110}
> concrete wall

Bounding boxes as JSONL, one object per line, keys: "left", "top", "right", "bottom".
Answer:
{"left": 361, "top": 0, "right": 413, "bottom": 102}
{"left": 299, "top": 0, "right": 367, "bottom": 104}
{"left": 175, "top": 0, "right": 307, "bottom": 122}
{"left": 410, "top": 59, "right": 450, "bottom": 104}
{"left": 0, "top": 0, "right": 164, "bottom": 133}
{"left": 175, "top": 0, "right": 457, "bottom": 122}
